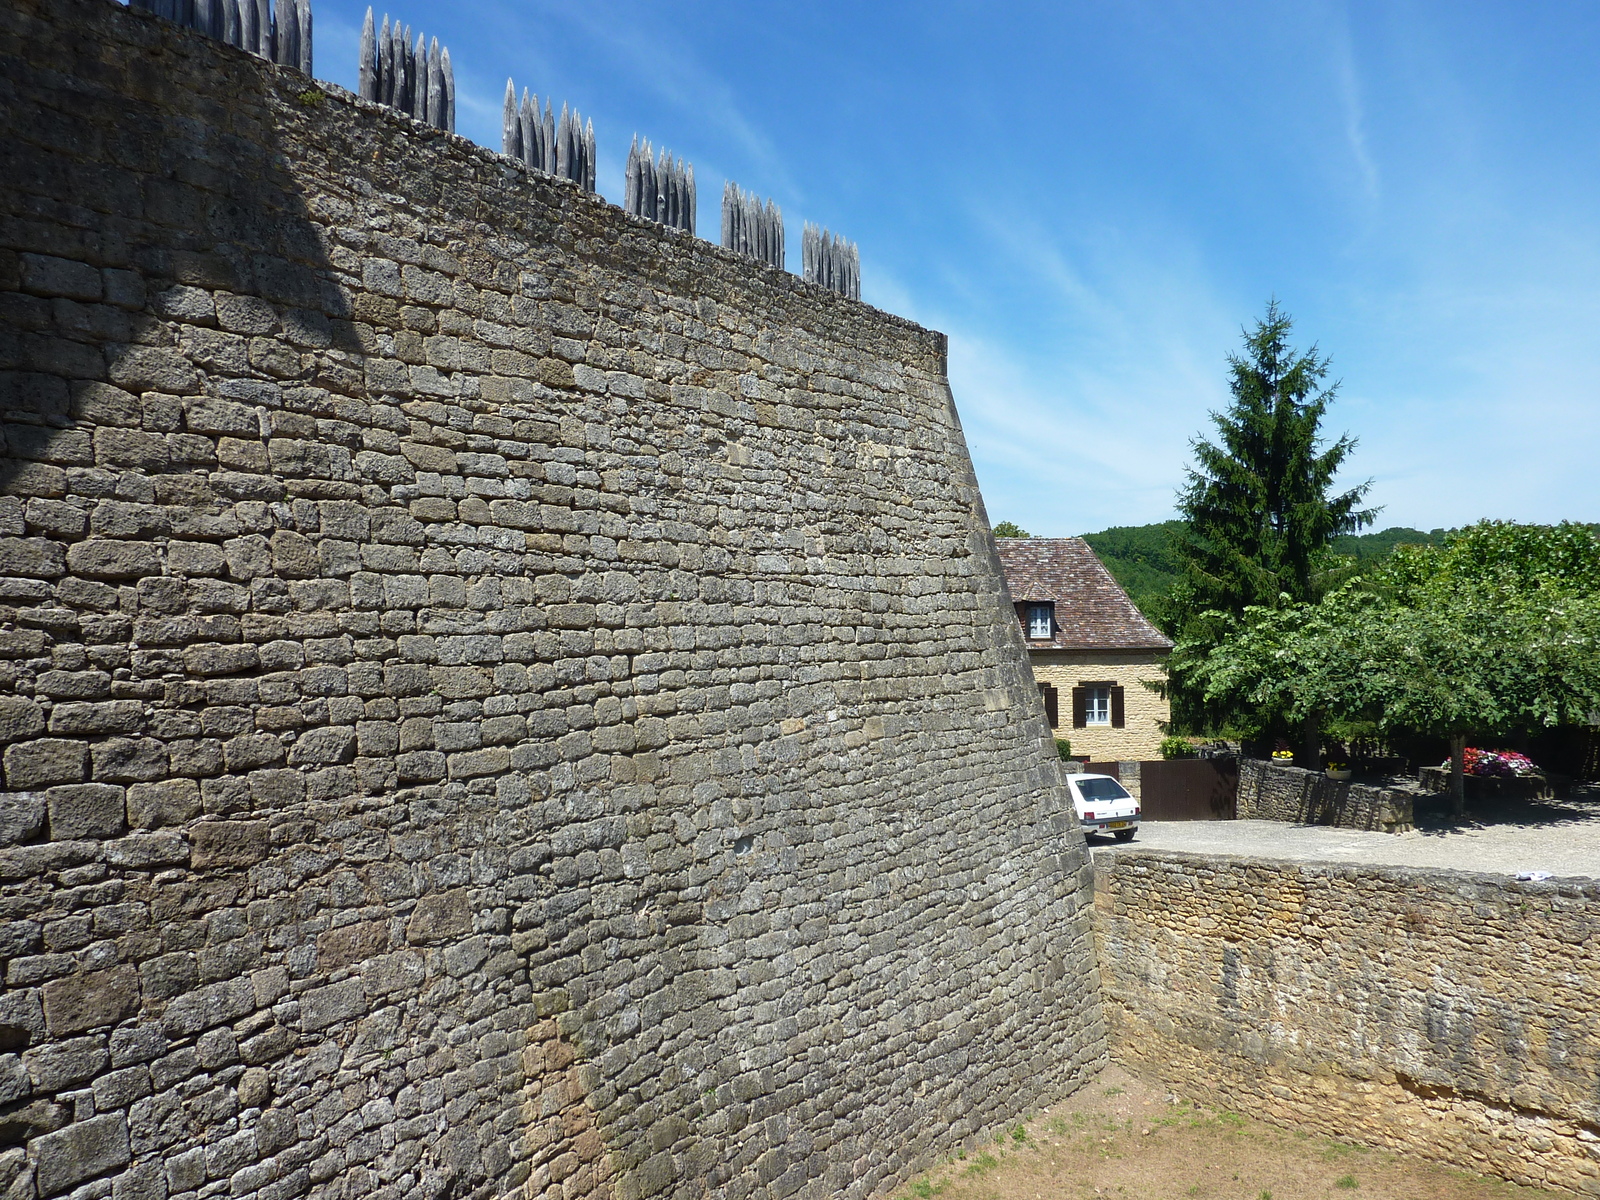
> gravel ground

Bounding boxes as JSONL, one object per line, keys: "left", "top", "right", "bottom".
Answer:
{"left": 1092, "top": 783, "right": 1600, "bottom": 880}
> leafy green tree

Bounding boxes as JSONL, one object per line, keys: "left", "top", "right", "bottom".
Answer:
{"left": 992, "top": 521, "right": 1030, "bottom": 538}
{"left": 1192, "top": 523, "right": 1600, "bottom": 812}
{"left": 1168, "top": 301, "right": 1377, "bottom": 747}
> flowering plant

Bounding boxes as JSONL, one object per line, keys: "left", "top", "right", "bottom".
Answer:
{"left": 1271, "top": 749, "right": 1294, "bottom": 761}
{"left": 1443, "top": 747, "right": 1540, "bottom": 778}
{"left": 1325, "top": 761, "right": 1348, "bottom": 772}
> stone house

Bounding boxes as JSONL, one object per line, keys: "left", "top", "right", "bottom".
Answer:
{"left": 996, "top": 538, "right": 1174, "bottom": 760}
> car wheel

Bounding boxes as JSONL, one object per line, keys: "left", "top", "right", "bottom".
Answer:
{"left": 1113, "top": 829, "right": 1136, "bottom": 842}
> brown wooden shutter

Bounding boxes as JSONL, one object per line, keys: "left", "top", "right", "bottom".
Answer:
{"left": 1071, "top": 687, "right": 1087, "bottom": 728}
{"left": 1039, "top": 683, "right": 1058, "bottom": 728}
{"left": 1111, "top": 685, "right": 1126, "bottom": 728}
{"left": 1014, "top": 601, "right": 1027, "bottom": 633}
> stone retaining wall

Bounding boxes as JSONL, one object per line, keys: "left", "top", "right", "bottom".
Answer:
{"left": 1094, "top": 849, "right": 1600, "bottom": 1195}
{"left": 0, "top": 2, "right": 1106, "bottom": 1197}
{"left": 1237, "top": 757, "right": 1413, "bottom": 832}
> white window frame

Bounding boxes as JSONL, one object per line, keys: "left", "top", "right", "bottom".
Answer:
{"left": 1084, "top": 685, "right": 1112, "bottom": 726}
{"left": 1026, "top": 603, "right": 1053, "bottom": 640}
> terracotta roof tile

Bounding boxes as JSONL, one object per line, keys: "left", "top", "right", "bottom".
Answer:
{"left": 996, "top": 537, "right": 1174, "bottom": 652}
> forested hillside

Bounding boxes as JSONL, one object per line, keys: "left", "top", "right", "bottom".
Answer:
{"left": 1079, "top": 523, "right": 1452, "bottom": 625}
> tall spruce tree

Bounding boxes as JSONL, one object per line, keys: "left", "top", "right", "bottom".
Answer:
{"left": 1167, "top": 301, "right": 1377, "bottom": 745}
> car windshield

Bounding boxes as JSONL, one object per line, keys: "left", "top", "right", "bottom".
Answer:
{"left": 1076, "top": 778, "right": 1132, "bottom": 802}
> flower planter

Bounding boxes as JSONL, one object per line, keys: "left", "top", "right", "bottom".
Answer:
{"left": 1325, "top": 769, "right": 1352, "bottom": 782}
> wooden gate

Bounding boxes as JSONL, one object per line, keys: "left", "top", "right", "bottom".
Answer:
{"left": 1141, "top": 759, "right": 1237, "bottom": 820}
{"left": 1082, "top": 759, "right": 1238, "bottom": 821}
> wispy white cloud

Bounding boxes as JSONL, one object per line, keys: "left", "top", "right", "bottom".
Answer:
{"left": 1327, "top": 10, "right": 1381, "bottom": 207}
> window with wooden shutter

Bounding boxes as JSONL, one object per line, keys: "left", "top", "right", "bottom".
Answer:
{"left": 1077, "top": 681, "right": 1114, "bottom": 726}
{"left": 1111, "top": 685, "right": 1126, "bottom": 728}
{"left": 1039, "top": 683, "right": 1058, "bottom": 728}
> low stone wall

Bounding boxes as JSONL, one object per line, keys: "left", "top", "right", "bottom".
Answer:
{"left": 1094, "top": 849, "right": 1600, "bottom": 1195}
{"left": 1237, "top": 757, "right": 1413, "bottom": 832}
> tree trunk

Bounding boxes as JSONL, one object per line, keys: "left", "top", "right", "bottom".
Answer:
{"left": 1297, "top": 711, "right": 1321, "bottom": 772}
{"left": 1449, "top": 733, "right": 1467, "bottom": 820}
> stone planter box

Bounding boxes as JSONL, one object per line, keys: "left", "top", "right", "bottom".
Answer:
{"left": 1417, "top": 766, "right": 1566, "bottom": 801}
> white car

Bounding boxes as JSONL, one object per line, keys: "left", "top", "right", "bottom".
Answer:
{"left": 1069, "top": 774, "right": 1140, "bottom": 841}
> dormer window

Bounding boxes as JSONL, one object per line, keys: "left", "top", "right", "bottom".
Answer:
{"left": 1026, "top": 603, "right": 1054, "bottom": 640}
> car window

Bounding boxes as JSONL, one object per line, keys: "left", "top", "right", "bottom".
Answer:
{"left": 1076, "top": 778, "right": 1131, "bottom": 802}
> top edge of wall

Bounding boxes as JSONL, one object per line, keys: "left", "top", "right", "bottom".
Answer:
{"left": 1091, "top": 845, "right": 1600, "bottom": 892}
{"left": 93, "top": 0, "right": 950, "bottom": 369}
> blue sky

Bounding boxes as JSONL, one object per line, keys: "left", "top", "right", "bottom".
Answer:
{"left": 310, "top": 1, "right": 1600, "bottom": 537}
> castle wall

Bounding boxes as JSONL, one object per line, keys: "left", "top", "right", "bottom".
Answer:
{"left": 1094, "top": 850, "right": 1600, "bottom": 1195}
{"left": 0, "top": 2, "right": 1106, "bottom": 1197}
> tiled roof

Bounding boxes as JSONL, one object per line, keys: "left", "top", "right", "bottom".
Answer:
{"left": 996, "top": 537, "right": 1174, "bottom": 652}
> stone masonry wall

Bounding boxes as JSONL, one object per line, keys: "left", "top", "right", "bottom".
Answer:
{"left": 1094, "top": 849, "right": 1600, "bottom": 1195}
{"left": 1237, "top": 757, "right": 1414, "bottom": 833}
{"left": 1027, "top": 651, "right": 1168, "bottom": 761}
{"left": 0, "top": 2, "right": 1107, "bottom": 1198}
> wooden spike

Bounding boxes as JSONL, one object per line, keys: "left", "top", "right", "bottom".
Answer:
{"left": 685, "top": 164, "right": 696, "bottom": 237}
{"left": 503, "top": 81, "right": 519, "bottom": 158}
{"left": 273, "top": 0, "right": 292, "bottom": 67}
{"left": 624, "top": 137, "right": 638, "bottom": 215}
{"left": 420, "top": 38, "right": 433, "bottom": 125}
{"left": 521, "top": 91, "right": 540, "bottom": 169}
{"left": 360, "top": 9, "right": 378, "bottom": 99}
{"left": 224, "top": 0, "right": 242, "bottom": 47}
{"left": 555, "top": 105, "right": 569, "bottom": 181}
{"left": 640, "top": 141, "right": 655, "bottom": 220}
{"left": 394, "top": 19, "right": 407, "bottom": 110}
{"left": 387, "top": 22, "right": 401, "bottom": 110}
{"left": 428, "top": 39, "right": 443, "bottom": 127}
{"left": 377, "top": 15, "right": 389, "bottom": 104}
{"left": 438, "top": 49, "right": 451, "bottom": 132}
{"left": 584, "top": 119, "right": 595, "bottom": 192}
{"left": 239, "top": 0, "right": 257, "bottom": 54}
{"left": 299, "top": 0, "right": 312, "bottom": 75}
{"left": 416, "top": 34, "right": 428, "bottom": 120}
{"left": 256, "top": 0, "right": 272, "bottom": 58}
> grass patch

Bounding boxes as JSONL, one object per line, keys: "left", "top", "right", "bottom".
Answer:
{"left": 962, "top": 1152, "right": 998, "bottom": 1177}
{"left": 1335, "top": 1175, "right": 1359, "bottom": 1189}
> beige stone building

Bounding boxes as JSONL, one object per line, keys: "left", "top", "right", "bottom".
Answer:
{"left": 996, "top": 538, "right": 1174, "bottom": 761}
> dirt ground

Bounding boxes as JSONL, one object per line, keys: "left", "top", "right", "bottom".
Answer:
{"left": 892, "top": 1065, "right": 1549, "bottom": 1200}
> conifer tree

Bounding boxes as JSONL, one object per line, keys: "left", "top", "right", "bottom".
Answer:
{"left": 1167, "top": 301, "right": 1376, "bottom": 741}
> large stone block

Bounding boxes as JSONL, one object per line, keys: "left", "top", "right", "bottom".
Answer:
{"left": 406, "top": 890, "right": 472, "bottom": 945}
{"left": 4, "top": 739, "right": 88, "bottom": 789}
{"left": 189, "top": 821, "right": 270, "bottom": 868}
{"left": 45, "top": 784, "right": 124, "bottom": 839}
{"left": 33, "top": 1112, "right": 130, "bottom": 1195}
{"left": 42, "top": 966, "right": 139, "bottom": 1035}
{"left": 0, "top": 792, "right": 44, "bottom": 843}
{"left": 126, "top": 778, "right": 202, "bottom": 829}
{"left": 64, "top": 540, "right": 161, "bottom": 579}
{"left": 0, "top": 537, "right": 64, "bottom": 578}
